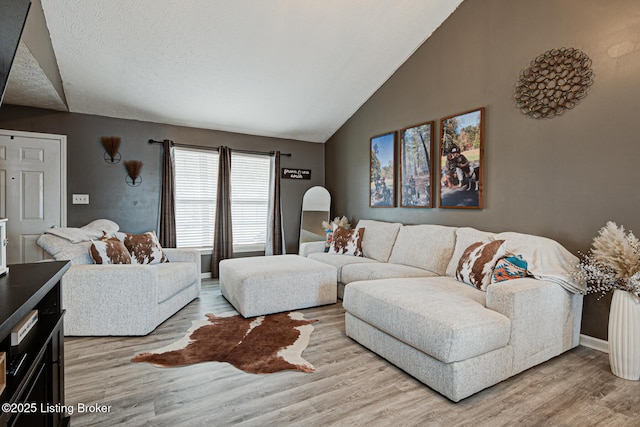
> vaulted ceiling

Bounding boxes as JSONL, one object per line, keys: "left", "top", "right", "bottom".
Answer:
{"left": 5, "top": 0, "right": 463, "bottom": 143}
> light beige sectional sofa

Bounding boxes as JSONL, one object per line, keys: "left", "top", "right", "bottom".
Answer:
{"left": 305, "top": 220, "right": 584, "bottom": 401}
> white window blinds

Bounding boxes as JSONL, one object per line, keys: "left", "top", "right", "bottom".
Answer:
{"left": 174, "top": 147, "right": 271, "bottom": 251}
{"left": 174, "top": 148, "right": 218, "bottom": 248}
{"left": 230, "top": 152, "right": 271, "bottom": 249}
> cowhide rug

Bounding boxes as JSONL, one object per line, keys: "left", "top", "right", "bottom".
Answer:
{"left": 131, "top": 311, "right": 318, "bottom": 374}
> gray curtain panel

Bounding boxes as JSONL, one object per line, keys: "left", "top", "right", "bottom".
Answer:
{"left": 159, "top": 139, "right": 177, "bottom": 248}
{"left": 212, "top": 146, "right": 233, "bottom": 277}
{"left": 266, "top": 151, "right": 285, "bottom": 256}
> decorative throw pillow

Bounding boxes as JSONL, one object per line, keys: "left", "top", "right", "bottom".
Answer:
{"left": 89, "top": 237, "right": 132, "bottom": 264}
{"left": 324, "top": 228, "right": 333, "bottom": 252}
{"left": 491, "top": 255, "right": 529, "bottom": 283}
{"left": 116, "top": 231, "right": 169, "bottom": 264}
{"left": 455, "top": 240, "right": 506, "bottom": 290}
{"left": 328, "top": 227, "right": 365, "bottom": 257}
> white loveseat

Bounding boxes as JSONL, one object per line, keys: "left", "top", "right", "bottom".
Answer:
{"left": 37, "top": 220, "right": 201, "bottom": 336}
{"left": 305, "top": 220, "right": 583, "bottom": 401}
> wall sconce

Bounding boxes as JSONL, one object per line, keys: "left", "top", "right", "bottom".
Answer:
{"left": 102, "top": 136, "right": 121, "bottom": 163}
{"left": 124, "top": 160, "right": 143, "bottom": 187}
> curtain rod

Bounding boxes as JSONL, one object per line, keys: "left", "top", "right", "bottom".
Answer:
{"left": 148, "top": 139, "right": 291, "bottom": 157}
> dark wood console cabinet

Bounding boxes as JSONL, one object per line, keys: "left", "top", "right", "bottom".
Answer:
{"left": 0, "top": 261, "right": 70, "bottom": 427}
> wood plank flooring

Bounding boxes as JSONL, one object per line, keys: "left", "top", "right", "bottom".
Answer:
{"left": 64, "top": 280, "right": 640, "bottom": 426}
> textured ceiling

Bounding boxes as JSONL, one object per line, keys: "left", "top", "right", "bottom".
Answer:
{"left": 4, "top": 42, "right": 67, "bottom": 111}
{"left": 10, "top": 1, "right": 463, "bottom": 143}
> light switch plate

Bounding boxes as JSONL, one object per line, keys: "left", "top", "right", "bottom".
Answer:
{"left": 72, "top": 194, "right": 89, "bottom": 204}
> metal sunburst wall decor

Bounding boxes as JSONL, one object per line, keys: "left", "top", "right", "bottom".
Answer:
{"left": 515, "top": 47, "right": 594, "bottom": 119}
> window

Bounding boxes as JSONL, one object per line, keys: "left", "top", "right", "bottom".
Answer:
{"left": 174, "top": 148, "right": 217, "bottom": 248}
{"left": 230, "top": 153, "right": 271, "bottom": 250}
{"left": 174, "top": 147, "right": 271, "bottom": 251}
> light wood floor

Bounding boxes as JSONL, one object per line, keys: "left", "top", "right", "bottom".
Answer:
{"left": 64, "top": 279, "right": 639, "bottom": 427}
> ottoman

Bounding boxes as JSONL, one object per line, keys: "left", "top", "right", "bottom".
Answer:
{"left": 219, "top": 255, "right": 338, "bottom": 317}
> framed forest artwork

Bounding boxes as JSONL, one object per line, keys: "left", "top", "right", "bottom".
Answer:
{"left": 439, "top": 107, "right": 484, "bottom": 209}
{"left": 399, "top": 121, "right": 434, "bottom": 208}
{"left": 369, "top": 132, "right": 396, "bottom": 207}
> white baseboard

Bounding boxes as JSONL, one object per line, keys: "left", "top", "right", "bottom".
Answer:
{"left": 579, "top": 334, "right": 608, "bottom": 353}
{"left": 201, "top": 272, "right": 213, "bottom": 279}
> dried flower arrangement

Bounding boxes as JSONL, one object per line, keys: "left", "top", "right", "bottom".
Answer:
{"left": 322, "top": 216, "right": 351, "bottom": 231}
{"left": 101, "top": 136, "right": 121, "bottom": 163}
{"left": 124, "top": 160, "right": 143, "bottom": 185}
{"left": 575, "top": 222, "right": 640, "bottom": 299}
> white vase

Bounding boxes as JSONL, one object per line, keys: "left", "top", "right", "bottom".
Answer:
{"left": 608, "top": 289, "right": 640, "bottom": 380}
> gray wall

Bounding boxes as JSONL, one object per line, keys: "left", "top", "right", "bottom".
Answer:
{"left": 0, "top": 105, "right": 325, "bottom": 267}
{"left": 325, "top": 0, "right": 640, "bottom": 340}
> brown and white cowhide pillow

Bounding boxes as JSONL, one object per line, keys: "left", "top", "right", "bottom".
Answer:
{"left": 456, "top": 239, "right": 506, "bottom": 290}
{"left": 328, "top": 226, "right": 365, "bottom": 257}
{"left": 89, "top": 237, "right": 132, "bottom": 264}
{"left": 117, "top": 231, "right": 168, "bottom": 264}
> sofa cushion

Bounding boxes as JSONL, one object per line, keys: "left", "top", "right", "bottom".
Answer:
{"left": 328, "top": 227, "right": 364, "bottom": 256}
{"left": 156, "top": 262, "right": 197, "bottom": 303}
{"left": 341, "top": 262, "right": 438, "bottom": 284}
{"left": 89, "top": 238, "right": 132, "bottom": 264}
{"left": 388, "top": 224, "right": 456, "bottom": 275}
{"left": 343, "top": 277, "right": 511, "bottom": 363}
{"left": 446, "top": 227, "right": 496, "bottom": 277}
{"left": 308, "top": 252, "right": 379, "bottom": 282}
{"left": 356, "top": 220, "right": 402, "bottom": 262}
{"left": 456, "top": 240, "right": 506, "bottom": 290}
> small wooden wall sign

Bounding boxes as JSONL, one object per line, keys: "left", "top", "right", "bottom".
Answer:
{"left": 281, "top": 168, "right": 311, "bottom": 180}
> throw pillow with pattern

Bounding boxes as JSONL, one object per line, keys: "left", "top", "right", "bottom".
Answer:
{"left": 324, "top": 228, "right": 334, "bottom": 252}
{"left": 456, "top": 240, "right": 506, "bottom": 290}
{"left": 329, "top": 227, "right": 365, "bottom": 257}
{"left": 89, "top": 237, "right": 132, "bottom": 264}
{"left": 491, "top": 255, "right": 529, "bottom": 283}
{"left": 116, "top": 231, "right": 169, "bottom": 264}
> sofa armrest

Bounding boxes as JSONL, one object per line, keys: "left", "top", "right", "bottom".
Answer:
{"left": 164, "top": 248, "right": 199, "bottom": 264}
{"left": 63, "top": 264, "right": 158, "bottom": 303}
{"left": 486, "top": 277, "right": 582, "bottom": 374}
{"left": 62, "top": 264, "right": 159, "bottom": 335}
{"left": 299, "top": 241, "right": 326, "bottom": 257}
{"left": 164, "top": 248, "right": 202, "bottom": 280}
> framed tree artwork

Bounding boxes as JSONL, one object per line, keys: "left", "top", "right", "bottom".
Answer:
{"left": 370, "top": 132, "right": 396, "bottom": 207}
{"left": 439, "top": 107, "right": 484, "bottom": 209}
{"left": 399, "top": 121, "right": 434, "bottom": 208}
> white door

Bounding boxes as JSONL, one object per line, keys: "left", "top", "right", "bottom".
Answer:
{"left": 0, "top": 129, "right": 67, "bottom": 264}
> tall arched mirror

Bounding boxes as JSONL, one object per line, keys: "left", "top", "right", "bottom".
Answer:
{"left": 299, "top": 186, "right": 330, "bottom": 253}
